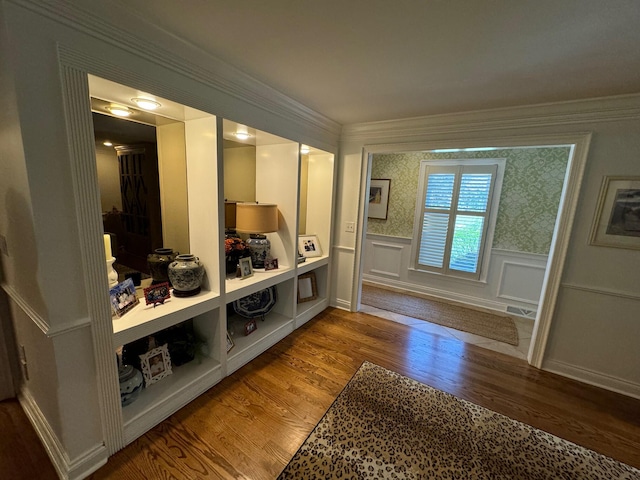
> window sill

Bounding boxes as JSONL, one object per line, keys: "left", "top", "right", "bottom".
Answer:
{"left": 407, "top": 267, "right": 489, "bottom": 285}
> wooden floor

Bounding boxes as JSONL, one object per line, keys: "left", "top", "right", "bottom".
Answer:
{"left": 3, "top": 307, "right": 640, "bottom": 479}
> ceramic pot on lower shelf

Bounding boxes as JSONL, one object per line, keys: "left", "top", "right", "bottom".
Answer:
{"left": 168, "top": 254, "right": 205, "bottom": 297}
{"left": 119, "top": 365, "right": 143, "bottom": 406}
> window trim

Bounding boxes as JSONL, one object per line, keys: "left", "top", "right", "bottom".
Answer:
{"left": 410, "top": 158, "right": 506, "bottom": 282}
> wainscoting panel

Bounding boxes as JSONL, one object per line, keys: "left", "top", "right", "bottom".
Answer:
{"left": 370, "top": 242, "right": 404, "bottom": 277}
{"left": 363, "top": 235, "right": 547, "bottom": 314}
{"left": 497, "top": 261, "right": 546, "bottom": 305}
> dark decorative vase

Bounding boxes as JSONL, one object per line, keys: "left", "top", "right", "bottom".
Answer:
{"left": 168, "top": 254, "right": 205, "bottom": 297}
{"left": 147, "top": 248, "right": 178, "bottom": 285}
{"left": 226, "top": 256, "right": 239, "bottom": 275}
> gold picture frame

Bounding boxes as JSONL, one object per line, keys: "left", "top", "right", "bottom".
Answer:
{"left": 297, "top": 272, "right": 318, "bottom": 303}
{"left": 590, "top": 176, "right": 640, "bottom": 250}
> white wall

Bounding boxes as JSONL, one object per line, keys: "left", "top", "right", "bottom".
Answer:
{"left": 334, "top": 96, "right": 640, "bottom": 399}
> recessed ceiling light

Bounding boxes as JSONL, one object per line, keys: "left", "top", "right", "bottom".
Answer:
{"left": 233, "top": 131, "right": 251, "bottom": 140}
{"left": 105, "top": 104, "right": 132, "bottom": 117}
{"left": 300, "top": 145, "right": 310, "bottom": 154}
{"left": 103, "top": 140, "right": 113, "bottom": 147}
{"left": 131, "top": 97, "right": 161, "bottom": 110}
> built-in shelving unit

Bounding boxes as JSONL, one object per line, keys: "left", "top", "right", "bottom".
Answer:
{"left": 90, "top": 76, "right": 335, "bottom": 450}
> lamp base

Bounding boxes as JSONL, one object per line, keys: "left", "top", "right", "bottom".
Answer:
{"left": 246, "top": 234, "right": 270, "bottom": 269}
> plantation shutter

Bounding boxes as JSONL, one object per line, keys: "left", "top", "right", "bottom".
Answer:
{"left": 416, "top": 163, "right": 497, "bottom": 279}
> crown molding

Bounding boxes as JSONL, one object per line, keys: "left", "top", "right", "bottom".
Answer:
{"left": 10, "top": 0, "right": 341, "bottom": 144}
{"left": 342, "top": 94, "right": 640, "bottom": 143}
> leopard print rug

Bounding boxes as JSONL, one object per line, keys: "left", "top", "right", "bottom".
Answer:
{"left": 278, "top": 362, "right": 639, "bottom": 479}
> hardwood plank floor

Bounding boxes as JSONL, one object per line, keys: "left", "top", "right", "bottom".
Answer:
{"left": 3, "top": 308, "right": 640, "bottom": 479}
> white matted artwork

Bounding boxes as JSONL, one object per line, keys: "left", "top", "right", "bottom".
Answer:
{"left": 590, "top": 176, "right": 640, "bottom": 250}
{"left": 368, "top": 178, "right": 391, "bottom": 220}
{"left": 298, "top": 234, "right": 322, "bottom": 258}
{"left": 139, "top": 344, "right": 172, "bottom": 386}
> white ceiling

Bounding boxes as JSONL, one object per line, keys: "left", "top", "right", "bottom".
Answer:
{"left": 84, "top": 0, "right": 640, "bottom": 125}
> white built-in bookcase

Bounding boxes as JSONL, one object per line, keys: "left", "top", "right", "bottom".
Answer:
{"left": 88, "top": 77, "right": 335, "bottom": 447}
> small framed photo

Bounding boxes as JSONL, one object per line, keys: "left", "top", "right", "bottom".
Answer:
{"left": 226, "top": 331, "right": 234, "bottom": 352}
{"left": 264, "top": 257, "right": 279, "bottom": 271}
{"left": 143, "top": 282, "right": 171, "bottom": 307}
{"left": 239, "top": 256, "right": 254, "bottom": 279}
{"left": 139, "top": 344, "right": 172, "bottom": 386}
{"left": 244, "top": 319, "right": 257, "bottom": 336}
{"left": 590, "top": 176, "right": 640, "bottom": 250}
{"left": 368, "top": 178, "right": 391, "bottom": 220}
{"left": 298, "top": 234, "right": 322, "bottom": 258}
{"left": 297, "top": 272, "right": 318, "bottom": 303}
{"left": 109, "top": 278, "right": 139, "bottom": 318}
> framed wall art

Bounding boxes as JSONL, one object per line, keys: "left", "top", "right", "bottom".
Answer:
{"left": 368, "top": 178, "right": 391, "bottom": 220}
{"left": 590, "top": 176, "right": 640, "bottom": 250}
{"left": 298, "top": 234, "right": 322, "bottom": 258}
{"left": 139, "top": 344, "right": 172, "bottom": 386}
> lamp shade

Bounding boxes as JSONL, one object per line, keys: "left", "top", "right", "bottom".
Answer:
{"left": 235, "top": 203, "right": 279, "bottom": 233}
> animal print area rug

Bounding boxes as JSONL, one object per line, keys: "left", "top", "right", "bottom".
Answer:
{"left": 278, "top": 362, "right": 639, "bottom": 479}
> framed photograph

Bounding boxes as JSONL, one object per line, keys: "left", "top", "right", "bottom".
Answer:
{"left": 368, "top": 178, "right": 391, "bottom": 220}
{"left": 590, "top": 176, "right": 640, "bottom": 250}
{"left": 239, "top": 256, "right": 254, "bottom": 279}
{"left": 226, "top": 331, "right": 234, "bottom": 352}
{"left": 139, "top": 344, "right": 172, "bottom": 386}
{"left": 264, "top": 257, "right": 279, "bottom": 271}
{"left": 109, "top": 278, "right": 139, "bottom": 318}
{"left": 298, "top": 234, "right": 322, "bottom": 258}
{"left": 143, "top": 282, "right": 171, "bottom": 307}
{"left": 244, "top": 319, "right": 257, "bottom": 336}
{"left": 297, "top": 272, "right": 318, "bottom": 303}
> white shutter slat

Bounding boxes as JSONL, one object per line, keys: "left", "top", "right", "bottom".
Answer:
{"left": 425, "top": 174, "right": 455, "bottom": 209}
{"left": 457, "top": 174, "right": 492, "bottom": 212}
{"left": 418, "top": 212, "right": 449, "bottom": 268}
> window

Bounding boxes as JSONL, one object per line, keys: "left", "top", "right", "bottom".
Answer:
{"left": 412, "top": 159, "right": 504, "bottom": 280}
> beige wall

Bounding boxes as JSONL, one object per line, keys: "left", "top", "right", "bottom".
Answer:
{"left": 224, "top": 146, "right": 256, "bottom": 202}
{"left": 95, "top": 144, "right": 121, "bottom": 212}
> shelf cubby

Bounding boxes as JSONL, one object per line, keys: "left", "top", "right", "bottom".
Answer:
{"left": 295, "top": 263, "right": 330, "bottom": 327}
{"left": 121, "top": 308, "right": 222, "bottom": 444}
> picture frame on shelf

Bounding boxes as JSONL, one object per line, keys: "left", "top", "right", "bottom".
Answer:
{"left": 244, "top": 319, "right": 257, "bottom": 336}
{"left": 109, "top": 278, "right": 139, "bottom": 318}
{"left": 139, "top": 344, "right": 172, "bottom": 386}
{"left": 226, "top": 331, "right": 234, "bottom": 352}
{"left": 368, "top": 178, "right": 391, "bottom": 220}
{"left": 298, "top": 234, "right": 322, "bottom": 258}
{"left": 143, "top": 282, "right": 171, "bottom": 307}
{"left": 590, "top": 176, "right": 640, "bottom": 250}
{"left": 297, "top": 272, "right": 318, "bottom": 303}
{"left": 239, "top": 256, "right": 254, "bottom": 279}
{"left": 264, "top": 257, "right": 279, "bottom": 271}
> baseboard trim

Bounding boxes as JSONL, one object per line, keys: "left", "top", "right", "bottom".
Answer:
{"left": 331, "top": 298, "right": 352, "bottom": 311}
{"left": 543, "top": 359, "right": 640, "bottom": 400}
{"left": 362, "top": 275, "right": 508, "bottom": 313}
{"left": 19, "top": 388, "right": 108, "bottom": 480}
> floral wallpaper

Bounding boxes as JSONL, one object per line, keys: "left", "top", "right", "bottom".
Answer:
{"left": 368, "top": 147, "right": 570, "bottom": 254}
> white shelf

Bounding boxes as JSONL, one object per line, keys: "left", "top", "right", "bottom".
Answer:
{"left": 226, "top": 312, "right": 294, "bottom": 374}
{"left": 225, "top": 266, "right": 294, "bottom": 303}
{"left": 122, "top": 356, "right": 222, "bottom": 444}
{"left": 113, "top": 289, "right": 220, "bottom": 347}
{"left": 296, "top": 255, "right": 329, "bottom": 274}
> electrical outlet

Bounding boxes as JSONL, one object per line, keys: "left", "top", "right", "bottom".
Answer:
{"left": 19, "top": 345, "right": 29, "bottom": 381}
{"left": 345, "top": 221, "right": 355, "bottom": 233}
{"left": 0, "top": 235, "right": 7, "bottom": 256}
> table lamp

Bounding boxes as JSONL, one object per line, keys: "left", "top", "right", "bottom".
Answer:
{"left": 235, "top": 202, "right": 279, "bottom": 269}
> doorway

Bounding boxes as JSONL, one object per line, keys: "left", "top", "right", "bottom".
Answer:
{"left": 353, "top": 134, "right": 592, "bottom": 367}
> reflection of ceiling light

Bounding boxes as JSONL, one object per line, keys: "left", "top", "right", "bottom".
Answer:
{"left": 103, "top": 140, "right": 113, "bottom": 147}
{"left": 233, "top": 131, "right": 251, "bottom": 140}
{"left": 131, "top": 97, "right": 160, "bottom": 110}
{"left": 300, "top": 145, "right": 310, "bottom": 154}
{"left": 105, "top": 104, "right": 131, "bottom": 117}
